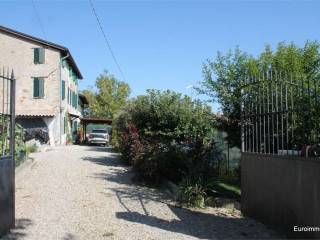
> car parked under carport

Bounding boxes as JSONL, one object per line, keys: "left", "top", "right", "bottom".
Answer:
{"left": 88, "top": 129, "right": 110, "bottom": 146}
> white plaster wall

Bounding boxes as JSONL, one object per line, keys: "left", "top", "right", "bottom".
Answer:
{"left": 43, "top": 117, "right": 57, "bottom": 146}
{"left": 61, "top": 60, "right": 82, "bottom": 117}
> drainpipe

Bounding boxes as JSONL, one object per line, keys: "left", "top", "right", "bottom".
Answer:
{"left": 59, "top": 54, "right": 69, "bottom": 145}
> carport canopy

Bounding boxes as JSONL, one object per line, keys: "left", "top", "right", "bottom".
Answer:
{"left": 80, "top": 117, "right": 112, "bottom": 143}
{"left": 81, "top": 117, "right": 112, "bottom": 125}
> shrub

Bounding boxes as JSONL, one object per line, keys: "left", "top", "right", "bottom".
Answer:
{"left": 26, "top": 144, "right": 38, "bottom": 154}
{"left": 178, "top": 177, "right": 207, "bottom": 208}
{"left": 132, "top": 139, "right": 162, "bottom": 183}
{"left": 0, "top": 123, "right": 27, "bottom": 165}
{"left": 113, "top": 90, "right": 218, "bottom": 184}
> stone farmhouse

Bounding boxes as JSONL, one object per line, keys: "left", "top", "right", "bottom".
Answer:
{"left": 0, "top": 25, "right": 86, "bottom": 145}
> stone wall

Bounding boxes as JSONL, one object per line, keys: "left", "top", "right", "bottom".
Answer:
{"left": 0, "top": 30, "right": 82, "bottom": 145}
{"left": 0, "top": 31, "right": 61, "bottom": 117}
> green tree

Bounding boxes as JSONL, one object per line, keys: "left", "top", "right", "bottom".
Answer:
{"left": 196, "top": 47, "right": 255, "bottom": 146}
{"left": 83, "top": 71, "right": 131, "bottom": 119}
{"left": 81, "top": 88, "right": 97, "bottom": 117}
{"left": 197, "top": 41, "right": 320, "bottom": 147}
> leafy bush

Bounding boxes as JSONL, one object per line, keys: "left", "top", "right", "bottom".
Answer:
{"left": 178, "top": 177, "right": 207, "bottom": 208}
{"left": 26, "top": 144, "right": 38, "bottom": 154}
{"left": 15, "top": 124, "right": 27, "bottom": 165}
{"left": 0, "top": 122, "right": 27, "bottom": 166}
{"left": 113, "top": 90, "right": 219, "bottom": 184}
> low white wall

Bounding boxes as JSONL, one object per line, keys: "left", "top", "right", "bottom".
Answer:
{"left": 43, "top": 116, "right": 60, "bottom": 146}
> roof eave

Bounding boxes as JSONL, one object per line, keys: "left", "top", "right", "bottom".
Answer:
{"left": 0, "top": 25, "right": 83, "bottom": 79}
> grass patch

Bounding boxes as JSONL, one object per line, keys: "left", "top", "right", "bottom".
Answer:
{"left": 208, "top": 180, "right": 241, "bottom": 200}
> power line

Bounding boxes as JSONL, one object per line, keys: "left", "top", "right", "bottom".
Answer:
{"left": 88, "top": 0, "right": 127, "bottom": 82}
{"left": 31, "top": 0, "right": 47, "bottom": 40}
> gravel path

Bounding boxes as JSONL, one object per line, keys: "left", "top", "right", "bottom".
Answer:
{"left": 2, "top": 145, "right": 280, "bottom": 240}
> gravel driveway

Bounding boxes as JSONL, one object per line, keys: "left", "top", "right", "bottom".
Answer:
{"left": 2, "top": 145, "right": 280, "bottom": 240}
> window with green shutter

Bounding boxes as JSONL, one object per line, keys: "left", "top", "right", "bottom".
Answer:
{"left": 75, "top": 92, "right": 78, "bottom": 108}
{"left": 69, "top": 90, "right": 72, "bottom": 105}
{"left": 67, "top": 88, "right": 70, "bottom": 104}
{"left": 61, "top": 80, "right": 66, "bottom": 100}
{"left": 72, "top": 92, "right": 75, "bottom": 108}
{"left": 72, "top": 72, "right": 77, "bottom": 83}
{"left": 34, "top": 48, "right": 45, "bottom": 64}
{"left": 33, "top": 77, "right": 45, "bottom": 98}
{"left": 62, "top": 59, "right": 67, "bottom": 68}
{"left": 71, "top": 91, "right": 77, "bottom": 109}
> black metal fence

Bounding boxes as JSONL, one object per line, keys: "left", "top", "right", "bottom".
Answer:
{"left": 0, "top": 67, "right": 16, "bottom": 236}
{"left": 240, "top": 70, "right": 320, "bottom": 157}
{"left": 0, "top": 68, "right": 15, "bottom": 158}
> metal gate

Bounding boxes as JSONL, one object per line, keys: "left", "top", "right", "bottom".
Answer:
{"left": 240, "top": 70, "right": 320, "bottom": 238}
{"left": 240, "top": 70, "right": 320, "bottom": 156}
{"left": 0, "top": 68, "right": 16, "bottom": 235}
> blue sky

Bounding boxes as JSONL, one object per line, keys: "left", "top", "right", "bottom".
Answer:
{"left": 1, "top": 0, "right": 320, "bottom": 111}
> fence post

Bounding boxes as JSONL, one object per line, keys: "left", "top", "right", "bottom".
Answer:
{"left": 9, "top": 70, "right": 15, "bottom": 227}
{"left": 241, "top": 88, "right": 245, "bottom": 153}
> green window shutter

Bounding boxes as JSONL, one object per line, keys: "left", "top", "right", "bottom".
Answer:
{"left": 38, "top": 48, "right": 45, "bottom": 64}
{"left": 72, "top": 92, "right": 75, "bottom": 108}
{"left": 73, "top": 92, "right": 77, "bottom": 108}
{"left": 72, "top": 72, "right": 77, "bottom": 83}
{"left": 73, "top": 92, "right": 75, "bottom": 108}
{"left": 34, "top": 48, "right": 39, "bottom": 64}
{"left": 61, "top": 80, "right": 66, "bottom": 100}
{"left": 39, "top": 78, "right": 44, "bottom": 97}
{"left": 33, "top": 77, "right": 44, "bottom": 98}
{"left": 33, "top": 78, "right": 40, "bottom": 97}
{"left": 34, "top": 48, "right": 45, "bottom": 64}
